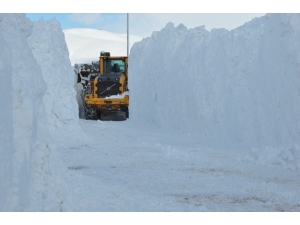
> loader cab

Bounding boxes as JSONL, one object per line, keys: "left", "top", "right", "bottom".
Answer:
{"left": 100, "top": 51, "right": 127, "bottom": 75}
{"left": 104, "top": 59, "right": 126, "bottom": 74}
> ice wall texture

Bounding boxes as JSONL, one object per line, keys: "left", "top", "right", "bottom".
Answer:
{"left": 0, "top": 14, "right": 71, "bottom": 211}
{"left": 28, "top": 18, "right": 80, "bottom": 141}
{"left": 0, "top": 13, "right": 44, "bottom": 211}
{"left": 129, "top": 14, "right": 300, "bottom": 149}
{"left": 0, "top": 14, "right": 14, "bottom": 211}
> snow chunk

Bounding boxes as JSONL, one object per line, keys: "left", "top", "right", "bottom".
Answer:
{"left": 105, "top": 91, "right": 129, "bottom": 99}
{"left": 244, "top": 145, "right": 300, "bottom": 170}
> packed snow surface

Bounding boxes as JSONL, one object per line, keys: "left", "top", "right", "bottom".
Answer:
{"left": 60, "top": 120, "right": 300, "bottom": 211}
{"left": 1, "top": 13, "right": 300, "bottom": 212}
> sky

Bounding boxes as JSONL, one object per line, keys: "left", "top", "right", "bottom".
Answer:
{"left": 3, "top": 0, "right": 297, "bottom": 38}
{"left": 25, "top": 13, "right": 266, "bottom": 37}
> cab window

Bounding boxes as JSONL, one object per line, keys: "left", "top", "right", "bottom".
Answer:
{"left": 104, "top": 59, "right": 125, "bottom": 74}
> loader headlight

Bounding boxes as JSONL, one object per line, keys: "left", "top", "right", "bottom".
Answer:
{"left": 115, "top": 78, "right": 119, "bottom": 81}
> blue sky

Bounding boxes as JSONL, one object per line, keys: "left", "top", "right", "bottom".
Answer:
{"left": 26, "top": 13, "right": 266, "bottom": 38}
{"left": 6, "top": 0, "right": 293, "bottom": 37}
{"left": 26, "top": 13, "right": 125, "bottom": 31}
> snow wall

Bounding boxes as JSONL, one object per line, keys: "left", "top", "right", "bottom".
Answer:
{"left": 129, "top": 14, "right": 300, "bottom": 152}
{"left": 27, "top": 18, "right": 80, "bottom": 141}
{"left": 0, "top": 14, "right": 78, "bottom": 211}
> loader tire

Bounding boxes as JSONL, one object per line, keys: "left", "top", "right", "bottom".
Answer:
{"left": 84, "top": 107, "right": 97, "bottom": 120}
{"left": 126, "top": 109, "right": 129, "bottom": 119}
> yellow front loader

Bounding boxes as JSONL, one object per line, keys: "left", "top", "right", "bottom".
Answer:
{"left": 77, "top": 51, "right": 129, "bottom": 120}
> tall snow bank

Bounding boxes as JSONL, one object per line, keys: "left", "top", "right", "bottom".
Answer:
{"left": 129, "top": 14, "right": 300, "bottom": 159}
{"left": 0, "top": 14, "right": 14, "bottom": 211}
{"left": 0, "top": 14, "right": 72, "bottom": 211}
{"left": 27, "top": 18, "right": 81, "bottom": 141}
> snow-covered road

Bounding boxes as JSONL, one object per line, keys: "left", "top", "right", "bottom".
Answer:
{"left": 57, "top": 119, "right": 300, "bottom": 212}
{"left": 2, "top": 13, "right": 300, "bottom": 214}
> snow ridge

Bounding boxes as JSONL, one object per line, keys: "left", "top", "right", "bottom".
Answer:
{"left": 0, "top": 14, "right": 14, "bottom": 211}
{"left": 28, "top": 17, "right": 81, "bottom": 142}
{"left": 0, "top": 14, "right": 73, "bottom": 211}
{"left": 129, "top": 14, "right": 300, "bottom": 168}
